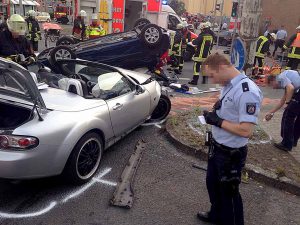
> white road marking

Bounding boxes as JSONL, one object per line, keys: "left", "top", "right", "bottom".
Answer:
{"left": 93, "top": 178, "right": 117, "bottom": 187}
{"left": 62, "top": 168, "right": 112, "bottom": 203}
{"left": 154, "top": 124, "right": 162, "bottom": 129}
{"left": 0, "top": 202, "right": 57, "bottom": 219}
{"left": 0, "top": 168, "right": 116, "bottom": 219}
{"left": 178, "top": 78, "right": 190, "bottom": 80}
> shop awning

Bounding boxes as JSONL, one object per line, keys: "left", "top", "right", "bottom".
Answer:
{"left": 10, "top": 0, "right": 39, "bottom": 5}
{"left": 24, "top": 0, "right": 35, "bottom": 5}
{"left": 33, "top": 1, "right": 40, "bottom": 6}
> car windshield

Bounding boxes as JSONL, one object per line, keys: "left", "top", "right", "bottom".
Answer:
{"left": 60, "top": 61, "right": 113, "bottom": 83}
{"left": 0, "top": 68, "right": 30, "bottom": 98}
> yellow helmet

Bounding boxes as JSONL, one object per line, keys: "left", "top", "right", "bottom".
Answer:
{"left": 7, "top": 14, "right": 27, "bottom": 36}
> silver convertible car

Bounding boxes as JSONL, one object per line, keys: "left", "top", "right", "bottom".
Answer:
{"left": 0, "top": 58, "right": 171, "bottom": 184}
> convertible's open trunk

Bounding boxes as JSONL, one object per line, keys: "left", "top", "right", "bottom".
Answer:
{"left": 0, "top": 101, "right": 32, "bottom": 129}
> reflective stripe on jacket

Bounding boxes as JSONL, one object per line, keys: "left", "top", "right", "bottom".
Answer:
{"left": 255, "top": 36, "right": 269, "bottom": 58}
{"left": 192, "top": 34, "right": 213, "bottom": 62}
{"left": 88, "top": 25, "right": 106, "bottom": 39}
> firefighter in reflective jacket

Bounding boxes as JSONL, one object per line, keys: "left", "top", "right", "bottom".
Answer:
{"left": 87, "top": 14, "right": 106, "bottom": 39}
{"left": 25, "top": 10, "right": 41, "bottom": 52}
{"left": 252, "top": 33, "right": 276, "bottom": 75}
{"left": 284, "top": 26, "right": 300, "bottom": 70}
{"left": 179, "top": 21, "right": 192, "bottom": 73}
{"left": 188, "top": 22, "right": 213, "bottom": 85}
{"left": 0, "top": 14, "right": 34, "bottom": 59}
{"left": 171, "top": 23, "right": 186, "bottom": 74}
{"left": 73, "top": 10, "right": 87, "bottom": 40}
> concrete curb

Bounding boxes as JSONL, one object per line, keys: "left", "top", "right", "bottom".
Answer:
{"left": 165, "top": 124, "right": 300, "bottom": 196}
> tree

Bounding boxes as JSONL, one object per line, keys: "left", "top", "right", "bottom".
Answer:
{"left": 169, "top": 0, "right": 186, "bottom": 16}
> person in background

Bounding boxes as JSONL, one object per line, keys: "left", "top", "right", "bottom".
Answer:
{"left": 171, "top": 23, "right": 186, "bottom": 75}
{"left": 25, "top": 10, "right": 41, "bottom": 52}
{"left": 0, "top": 16, "right": 8, "bottom": 32}
{"left": 284, "top": 25, "right": 300, "bottom": 70}
{"left": 179, "top": 21, "right": 192, "bottom": 73}
{"left": 252, "top": 32, "right": 276, "bottom": 75}
{"left": 265, "top": 70, "right": 300, "bottom": 151}
{"left": 221, "top": 21, "right": 228, "bottom": 30}
{"left": 87, "top": 14, "right": 106, "bottom": 39}
{"left": 73, "top": 10, "right": 87, "bottom": 40}
{"left": 188, "top": 22, "right": 213, "bottom": 85}
{"left": 197, "top": 52, "right": 263, "bottom": 225}
{"left": 273, "top": 25, "right": 287, "bottom": 57}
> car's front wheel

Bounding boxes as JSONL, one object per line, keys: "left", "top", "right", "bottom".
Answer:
{"left": 63, "top": 132, "right": 103, "bottom": 184}
{"left": 150, "top": 94, "right": 171, "bottom": 122}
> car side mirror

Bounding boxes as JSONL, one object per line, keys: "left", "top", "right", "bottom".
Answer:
{"left": 135, "top": 85, "right": 145, "bottom": 95}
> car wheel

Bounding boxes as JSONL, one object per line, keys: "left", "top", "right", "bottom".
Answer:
{"left": 150, "top": 94, "right": 171, "bottom": 121}
{"left": 134, "top": 18, "right": 151, "bottom": 29}
{"left": 56, "top": 36, "right": 75, "bottom": 46}
{"left": 63, "top": 132, "right": 103, "bottom": 184}
{"left": 140, "top": 24, "right": 162, "bottom": 47}
{"left": 47, "top": 18, "right": 51, "bottom": 22}
{"left": 49, "top": 45, "right": 76, "bottom": 66}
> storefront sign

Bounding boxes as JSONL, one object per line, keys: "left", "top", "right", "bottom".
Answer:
{"left": 112, "top": 0, "right": 124, "bottom": 33}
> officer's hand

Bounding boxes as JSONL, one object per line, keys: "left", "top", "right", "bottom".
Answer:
{"left": 264, "top": 112, "right": 274, "bottom": 121}
{"left": 203, "top": 110, "right": 224, "bottom": 128}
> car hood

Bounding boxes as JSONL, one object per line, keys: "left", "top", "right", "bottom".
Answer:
{"left": 118, "top": 68, "right": 151, "bottom": 84}
{"left": 0, "top": 58, "right": 46, "bottom": 109}
{"left": 40, "top": 88, "right": 106, "bottom": 112}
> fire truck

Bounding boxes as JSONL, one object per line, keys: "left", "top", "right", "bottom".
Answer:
{"left": 54, "top": 4, "right": 72, "bottom": 24}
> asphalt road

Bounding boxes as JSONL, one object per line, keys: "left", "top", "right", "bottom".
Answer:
{"left": 0, "top": 124, "right": 299, "bottom": 225}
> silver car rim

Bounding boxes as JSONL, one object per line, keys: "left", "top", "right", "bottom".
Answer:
{"left": 144, "top": 27, "right": 160, "bottom": 44}
{"left": 76, "top": 138, "right": 102, "bottom": 180}
{"left": 55, "top": 49, "right": 72, "bottom": 60}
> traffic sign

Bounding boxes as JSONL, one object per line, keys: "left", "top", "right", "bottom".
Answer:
{"left": 230, "top": 37, "right": 246, "bottom": 71}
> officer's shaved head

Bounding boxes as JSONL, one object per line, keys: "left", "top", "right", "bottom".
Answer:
{"left": 202, "top": 52, "right": 240, "bottom": 85}
{"left": 202, "top": 52, "right": 231, "bottom": 71}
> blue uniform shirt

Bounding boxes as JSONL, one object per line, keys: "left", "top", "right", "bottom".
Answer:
{"left": 276, "top": 70, "right": 300, "bottom": 90}
{"left": 212, "top": 73, "right": 263, "bottom": 148}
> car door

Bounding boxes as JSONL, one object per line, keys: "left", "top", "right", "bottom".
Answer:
{"left": 97, "top": 71, "right": 150, "bottom": 137}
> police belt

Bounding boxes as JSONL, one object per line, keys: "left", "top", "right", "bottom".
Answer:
{"left": 292, "top": 88, "right": 300, "bottom": 102}
{"left": 212, "top": 138, "right": 247, "bottom": 154}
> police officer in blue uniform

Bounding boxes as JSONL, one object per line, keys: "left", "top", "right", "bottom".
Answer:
{"left": 198, "top": 53, "right": 263, "bottom": 225}
{"left": 265, "top": 70, "right": 300, "bottom": 151}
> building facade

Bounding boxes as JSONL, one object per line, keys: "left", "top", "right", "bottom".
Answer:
{"left": 260, "top": 0, "right": 300, "bottom": 38}
{"left": 181, "top": 0, "right": 232, "bottom": 17}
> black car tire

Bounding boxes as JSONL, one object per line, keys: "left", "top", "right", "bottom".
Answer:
{"left": 60, "top": 17, "right": 69, "bottom": 25}
{"left": 150, "top": 94, "right": 171, "bottom": 121}
{"left": 134, "top": 18, "right": 151, "bottom": 29}
{"left": 140, "top": 24, "right": 162, "bottom": 47}
{"left": 56, "top": 36, "right": 75, "bottom": 46}
{"left": 63, "top": 132, "right": 103, "bottom": 184}
{"left": 49, "top": 45, "right": 76, "bottom": 66}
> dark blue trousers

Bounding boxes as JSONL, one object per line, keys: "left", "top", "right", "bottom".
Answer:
{"left": 206, "top": 143, "right": 247, "bottom": 225}
{"left": 281, "top": 100, "right": 300, "bottom": 149}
